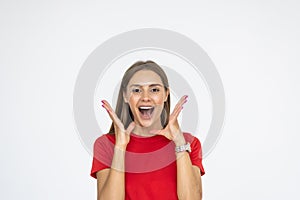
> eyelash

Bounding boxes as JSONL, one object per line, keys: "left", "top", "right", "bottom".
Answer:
{"left": 132, "top": 88, "right": 141, "bottom": 93}
{"left": 131, "top": 88, "right": 160, "bottom": 93}
{"left": 151, "top": 88, "right": 160, "bottom": 92}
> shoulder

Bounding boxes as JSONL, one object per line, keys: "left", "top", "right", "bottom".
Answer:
{"left": 182, "top": 132, "right": 203, "bottom": 152}
{"left": 95, "top": 133, "right": 115, "bottom": 143}
{"left": 93, "top": 133, "right": 116, "bottom": 149}
{"left": 182, "top": 132, "right": 201, "bottom": 144}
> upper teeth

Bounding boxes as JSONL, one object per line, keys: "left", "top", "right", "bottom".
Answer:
{"left": 139, "top": 106, "right": 152, "bottom": 109}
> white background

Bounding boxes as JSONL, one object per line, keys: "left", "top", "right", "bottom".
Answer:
{"left": 1, "top": 0, "right": 299, "bottom": 199}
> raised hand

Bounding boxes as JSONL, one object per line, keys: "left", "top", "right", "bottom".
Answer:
{"left": 101, "top": 100, "right": 135, "bottom": 150}
{"left": 150, "top": 95, "right": 188, "bottom": 145}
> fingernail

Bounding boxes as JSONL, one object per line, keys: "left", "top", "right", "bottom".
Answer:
{"left": 101, "top": 100, "right": 104, "bottom": 103}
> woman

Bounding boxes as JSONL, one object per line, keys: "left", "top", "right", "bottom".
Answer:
{"left": 91, "top": 60, "right": 205, "bottom": 199}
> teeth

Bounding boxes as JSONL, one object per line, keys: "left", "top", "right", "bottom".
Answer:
{"left": 139, "top": 106, "right": 153, "bottom": 109}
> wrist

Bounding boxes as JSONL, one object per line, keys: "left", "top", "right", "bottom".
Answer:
{"left": 173, "top": 132, "right": 186, "bottom": 146}
{"left": 114, "top": 144, "right": 127, "bottom": 151}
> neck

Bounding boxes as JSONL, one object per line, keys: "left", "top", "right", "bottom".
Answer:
{"left": 132, "top": 123, "right": 163, "bottom": 137}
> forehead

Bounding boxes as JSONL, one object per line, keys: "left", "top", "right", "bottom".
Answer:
{"left": 128, "top": 70, "right": 163, "bottom": 86}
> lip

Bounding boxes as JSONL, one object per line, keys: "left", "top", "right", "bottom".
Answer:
{"left": 138, "top": 106, "right": 155, "bottom": 120}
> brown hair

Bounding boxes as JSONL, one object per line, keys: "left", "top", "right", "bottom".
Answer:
{"left": 109, "top": 60, "right": 170, "bottom": 133}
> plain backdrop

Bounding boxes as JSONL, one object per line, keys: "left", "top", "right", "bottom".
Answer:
{"left": 1, "top": 0, "right": 299, "bottom": 199}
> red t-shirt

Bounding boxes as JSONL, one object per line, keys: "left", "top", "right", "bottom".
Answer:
{"left": 91, "top": 132, "right": 205, "bottom": 199}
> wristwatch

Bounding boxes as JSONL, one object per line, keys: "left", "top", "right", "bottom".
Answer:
{"left": 175, "top": 142, "right": 191, "bottom": 153}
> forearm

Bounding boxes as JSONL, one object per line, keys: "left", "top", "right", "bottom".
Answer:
{"left": 98, "top": 146, "right": 126, "bottom": 200}
{"left": 175, "top": 135, "right": 202, "bottom": 200}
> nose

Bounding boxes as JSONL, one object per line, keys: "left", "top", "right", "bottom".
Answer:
{"left": 141, "top": 91, "right": 150, "bottom": 101}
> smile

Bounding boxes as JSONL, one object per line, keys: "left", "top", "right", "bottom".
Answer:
{"left": 138, "top": 106, "right": 155, "bottom": 119}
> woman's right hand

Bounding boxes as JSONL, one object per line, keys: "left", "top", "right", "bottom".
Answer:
{"left": 101, "top": 100, "right": 135, "bottom": 150}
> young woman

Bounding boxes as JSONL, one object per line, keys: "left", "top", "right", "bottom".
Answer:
{"left": 91, "top": 61, "right": 205, "bottom": 200}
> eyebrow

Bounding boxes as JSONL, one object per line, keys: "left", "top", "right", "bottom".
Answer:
{"left": 129, "top": 83, "right": 164, "bottom": 88}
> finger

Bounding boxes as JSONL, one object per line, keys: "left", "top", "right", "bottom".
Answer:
{"left": 101, "top": 101, "right": 115, "bottom": 120}
{"left": 101, "top": 100, "right": 124, "bottom": 129}
{"left": 171, "top": 104, "right": 183, "bottom": 120}
{"left": 172, "top": 95, "right": 187, "bottom": 114}
{"left": 101, "top": 100, "right": 114, "bottom": 113}
{"left": 171, "top": 95, "right": 188, "bottom": 119}
{"left": 125, "top": 122, "right": 136, "bottom": 135}
{"left": 101, "top": 100, "right": 117, "bottom": 118}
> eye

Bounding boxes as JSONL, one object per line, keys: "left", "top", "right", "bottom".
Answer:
{"left": 151, "top": 88, "right": 160, "bottom": 93}
{"left": 132, "top": 88, "right": 141, "bottom": 93}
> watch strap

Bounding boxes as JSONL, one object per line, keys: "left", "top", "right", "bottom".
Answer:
{"left": 175, "top": 142, "right": 191, "bottom": 153}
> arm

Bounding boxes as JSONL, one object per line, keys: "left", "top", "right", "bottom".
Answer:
{"left": 175, "top": 135, "right": 202, "bottom": 200}
{"left": 96, "top": 146, "right": 126, "bottom": 200}
{"left": 150, "top": 95, "right": 203, "bottom": 200}
{"left": 97, "top": 100, "right": 135, "bottom": 200}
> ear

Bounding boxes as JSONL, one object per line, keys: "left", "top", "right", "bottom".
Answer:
{"left": 123, "top": 92, "right": 128, "bottom": 103}
{"left": 164, "top": 87, "right": 170, "bottom": 102}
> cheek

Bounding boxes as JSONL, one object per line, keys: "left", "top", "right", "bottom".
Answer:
{"left": 152, "top": 95, "right": 166, "bottom": 105}
{"left": 128, "top": 95, "right": 139, "bottom": 107}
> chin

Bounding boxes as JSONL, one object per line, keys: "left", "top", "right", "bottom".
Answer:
{"left": 136, "top": 117, "right": 162, "bottom": 129}
{"left": 137, "top": 121, "right": 153, "bottom": 128}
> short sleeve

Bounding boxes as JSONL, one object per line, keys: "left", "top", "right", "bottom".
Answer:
{"left": 184, "top": 133, "right": 205, "bottom": 176}
{"left": 90, "top": 134, "right": 115, "bottom": 179}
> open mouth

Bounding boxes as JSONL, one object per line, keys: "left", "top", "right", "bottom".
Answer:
{"left": 138, "top": 106, "right": 155, "bottom": 119}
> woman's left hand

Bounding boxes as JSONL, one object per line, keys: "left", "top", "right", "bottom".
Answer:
{"left": 150, "top": 95, "right": 188, "bottom": 145}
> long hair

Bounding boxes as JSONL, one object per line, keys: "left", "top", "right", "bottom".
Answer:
{"left": 109, "top": 60, "right": 170, "bottom": 134}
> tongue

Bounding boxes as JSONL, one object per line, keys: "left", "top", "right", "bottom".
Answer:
{"left": 141, "top": 109, "right": 152, "bottom": 118}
